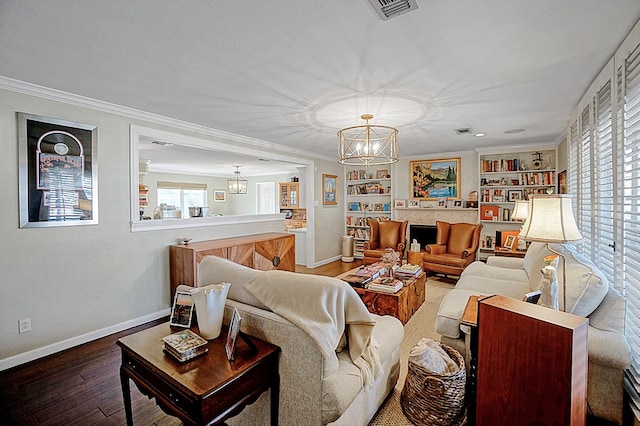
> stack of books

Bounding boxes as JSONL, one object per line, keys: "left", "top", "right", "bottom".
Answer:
{"left": 340, "top": 274, "right": 372, "bottom": 288}
{"left": 355, "top": 262, "right": 388, "bottom": 280}
{"left": 368, "top": 277, "right": 404, "bottom": 294}
{"left": 162, "top": 329, "right": 209, "bottom": 362}
{"left": 394, "top": 263, "right": 423, "bottom": 278}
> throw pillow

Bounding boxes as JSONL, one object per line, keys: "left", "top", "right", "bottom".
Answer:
{"left": 552, "top": 243, "right": 609, "bottom": 316}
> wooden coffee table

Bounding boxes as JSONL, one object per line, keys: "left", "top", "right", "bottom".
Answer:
{"left": 117, "top": 322, "right": 280, "bottom": 425}
{"left": 337, "top": 268, "right": 426, "bottom": 324}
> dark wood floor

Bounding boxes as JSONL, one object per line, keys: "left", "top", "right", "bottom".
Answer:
{"left": 0, "top": 260, "right": 362, "bottom": 426}
{"left": 0, "top": 258, "right": 626, "bottom": 426}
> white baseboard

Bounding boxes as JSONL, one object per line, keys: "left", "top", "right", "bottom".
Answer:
{"left": 0, "top": 309, "right": 170, "bottom": 372}
{"left": 313, "top": 255, "right": 342, "bottom": 268}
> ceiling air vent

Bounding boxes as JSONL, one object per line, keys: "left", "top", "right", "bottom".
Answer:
{"left": 454, "top": 128, "right": 473, "bottom": 135}
{"left": 367, "top": 0, "right": 419, "bottom": 21}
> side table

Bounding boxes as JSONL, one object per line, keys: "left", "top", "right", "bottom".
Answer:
{"left": 117, "top": 322, "right": 280, "bottom": 426}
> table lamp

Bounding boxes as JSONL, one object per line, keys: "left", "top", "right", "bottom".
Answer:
{"left": 511, "top": 200, "right": 530, "bottom": 251}
{"left": 518, "top": 195, "right": 583, "bottom": 311}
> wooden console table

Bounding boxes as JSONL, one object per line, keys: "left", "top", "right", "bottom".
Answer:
{"left": 118, "top": 323, "right": 280, "bottom": 425}
{"left": 463, "top": 295, "right": 588, "bottom": 426}
{"left": 170, "top": 232, "right": 295, "bottom": 297}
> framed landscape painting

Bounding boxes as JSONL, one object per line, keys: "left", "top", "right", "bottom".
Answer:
{"left": 410, "top": 157, "right": 461, "bottom": 200}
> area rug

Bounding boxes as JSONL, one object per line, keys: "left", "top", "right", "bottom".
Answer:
{"left": 369, "top": 276, "right": 456, "bottom": 425}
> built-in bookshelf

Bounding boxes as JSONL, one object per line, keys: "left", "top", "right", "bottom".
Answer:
{"left": 477, "top": 146, "right": 557, "bottom": 258}
{"left": 345, "top": 167, "right": 393, "bottom": 259}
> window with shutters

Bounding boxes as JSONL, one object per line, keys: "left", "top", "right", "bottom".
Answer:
{"left": 567, "top": 31, "right": 640, "bottom": 418}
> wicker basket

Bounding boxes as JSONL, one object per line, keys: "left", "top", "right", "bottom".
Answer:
{"left": 400, "top": 343, "right": 466, "bottom": 426}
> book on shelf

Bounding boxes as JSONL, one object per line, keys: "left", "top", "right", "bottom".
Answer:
{"left": 162, "top": 329, "right": 209, "bottom": 362}
{"left": 368, "top": 277, "right": 403, "bottom": 293}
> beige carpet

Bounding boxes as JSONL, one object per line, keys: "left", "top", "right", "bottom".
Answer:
{"left": 369, "top": 276, "right": 456, "bottom": 425}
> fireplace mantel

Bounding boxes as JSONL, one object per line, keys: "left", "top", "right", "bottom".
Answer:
{"left": 394, "top": 207, "right": 479, "bottom": 225}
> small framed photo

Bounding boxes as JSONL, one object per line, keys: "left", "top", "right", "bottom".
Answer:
{"left": 492, "top": 195, "right": 505, "bottom": 202}
{"left": 438, "top": 197, "right": 447, "bottom": 207}
{"left": 376, "top": 169, "right": 389, "bottom": 179}
{"left": 507, "top": 189, "right": 523, "bottom": 201}
{"left": 409, "top": 200, "right": 420, "bottom": 208}
{"left": 170, "top": 290, "right": 195, "bottom": 328}
{"left": 453, "top": 199, "right": 462, "bottom": 207}
{"left": 213, "top": 190, "right": 226, "bottom": 202}
{"left": 504, "top": 235, "right": 516, "bottom": 250}
{"left": 225, "top": 307, "right": 242, "bottom": 361}
{"left": 394, "top": 199, "right": 406, "bottom": 208}
{"left": 465, "top": 201, "right": 478, "bottom": 208}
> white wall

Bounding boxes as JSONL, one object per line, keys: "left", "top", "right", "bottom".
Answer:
{"left": 0, "top": 88, "right": 335, "bottom": 368}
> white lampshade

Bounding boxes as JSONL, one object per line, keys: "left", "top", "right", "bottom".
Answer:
{"left": 511, "top": 200, "right": 529, "bottom": 221}
{"left": 519, "top": 195, "right": 583, "bottom": 242}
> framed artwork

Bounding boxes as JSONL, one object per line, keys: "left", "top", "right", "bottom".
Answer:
{"left": 169, "top": 290, "right": 194, "bottom": 328}
{"left": 453, "top": 199, "right": 463, "bottom": 207}
{"left": 394, "top": 199, "right": 406, "bottom": 208}
{"left": 558, "top": 170, "right": 567, "bottom": 194}
{"left": 480, "top": 205, "right": 500, "bottom": 221}
{"left": 410, "top": 157, "right": 461, "bottom": 200}
{"left": 323, "top": 174, "right": 337, "bottom": 205}
{"left": 438, "top": 197, "right": 447, "bottom": 207}
{"left": 18, "top": 113, "right": 98, "bottom": 228}
{"left": 225, "top": 307, "right": 242, "bottom": 361}
{"left": 376, "top": 169, "right": 389, "bottom": 179}
{"left": 213, "top": 190, "right": 226, "bottom": 202}
{"left": 507, "top": 189, "right": 523, "bottom": 201}
{"left": 409, "top": 200, "right": 420, "bottom": 208}
{"left": 504, "top": 235, "right": 516, "bottom": 250}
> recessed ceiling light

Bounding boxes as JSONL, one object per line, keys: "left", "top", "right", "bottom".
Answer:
{"left": 151, "top": 140, "right": 173, "bottom": 146}
{"left": 504, "top": 128, "right": 525, "bottom": 134}
{"left": 474, "top": 133, "right": 486, "bottom": 137}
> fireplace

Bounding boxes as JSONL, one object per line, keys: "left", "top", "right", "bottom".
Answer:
{"left": 409, "top": 225, "right": 438, "bottom": 251}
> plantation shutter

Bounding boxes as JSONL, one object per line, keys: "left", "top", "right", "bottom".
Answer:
{"left": 621, "top": 42, "right": 640, "bottom": 415}
{"left": 593, "top": 81, "right": 616, "bottom": 282}
{"left": 578, "top": 104, "right": 594, "bottom": 260}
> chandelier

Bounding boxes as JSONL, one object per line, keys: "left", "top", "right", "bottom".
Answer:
{"left": 337, "top": 114, "right": 399, "bottom": 166}
{"left": 227, "top": 166, "right": 247, "bottom": 194}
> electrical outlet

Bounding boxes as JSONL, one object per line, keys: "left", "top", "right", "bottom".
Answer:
{"left": 18, "top": 318, "right": 31, "bottom": 334}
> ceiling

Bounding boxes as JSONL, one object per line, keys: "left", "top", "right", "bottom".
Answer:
{"left": 1, "top": 1, "right": 640, "bottom": 173}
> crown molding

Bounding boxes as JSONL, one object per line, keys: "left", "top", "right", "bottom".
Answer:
{"left": 0, "top": 75, "right": 331, "bottom": 161}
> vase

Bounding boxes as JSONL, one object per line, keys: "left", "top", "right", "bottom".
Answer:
{"left": 192, "top": 282, "right": 231, "bottom": 339}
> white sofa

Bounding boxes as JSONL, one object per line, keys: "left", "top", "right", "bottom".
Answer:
{"left": 198, "top": 255, "right": 404, "bottom": 426}
{"left": 435, "top": 242, "right": 631, "bottom": 424}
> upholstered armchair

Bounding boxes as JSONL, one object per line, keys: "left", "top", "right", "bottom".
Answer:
{"left": 422, "top": 221, "right": 482, "bottom": 277}
{"left": 363, "top": 219, "right": 408, "bottom": 264}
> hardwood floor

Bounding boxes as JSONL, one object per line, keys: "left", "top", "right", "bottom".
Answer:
{"left": 0, "top": 260, "right": 362, "bottom": 426}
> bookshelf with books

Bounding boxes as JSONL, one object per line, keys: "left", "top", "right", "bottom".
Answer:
{"left": 477, "top": 146, "right": 556, "bottom": 259}
{"left": 345, "top": 166, "right": 393, "bottom": 259}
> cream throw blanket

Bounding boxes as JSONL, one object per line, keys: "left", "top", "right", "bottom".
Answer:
{"left": 244, "top": 270, "right": 381, "bottom": 386}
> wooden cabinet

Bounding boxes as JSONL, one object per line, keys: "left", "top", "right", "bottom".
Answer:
{"left": 279, "top": 182, "right": 299, "bottom": 209}
{"left": 473, "top": 295, "right": 588, "bottom": 426}
{"left": 169, "top": 233, "right": 295, "bottom": 297}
